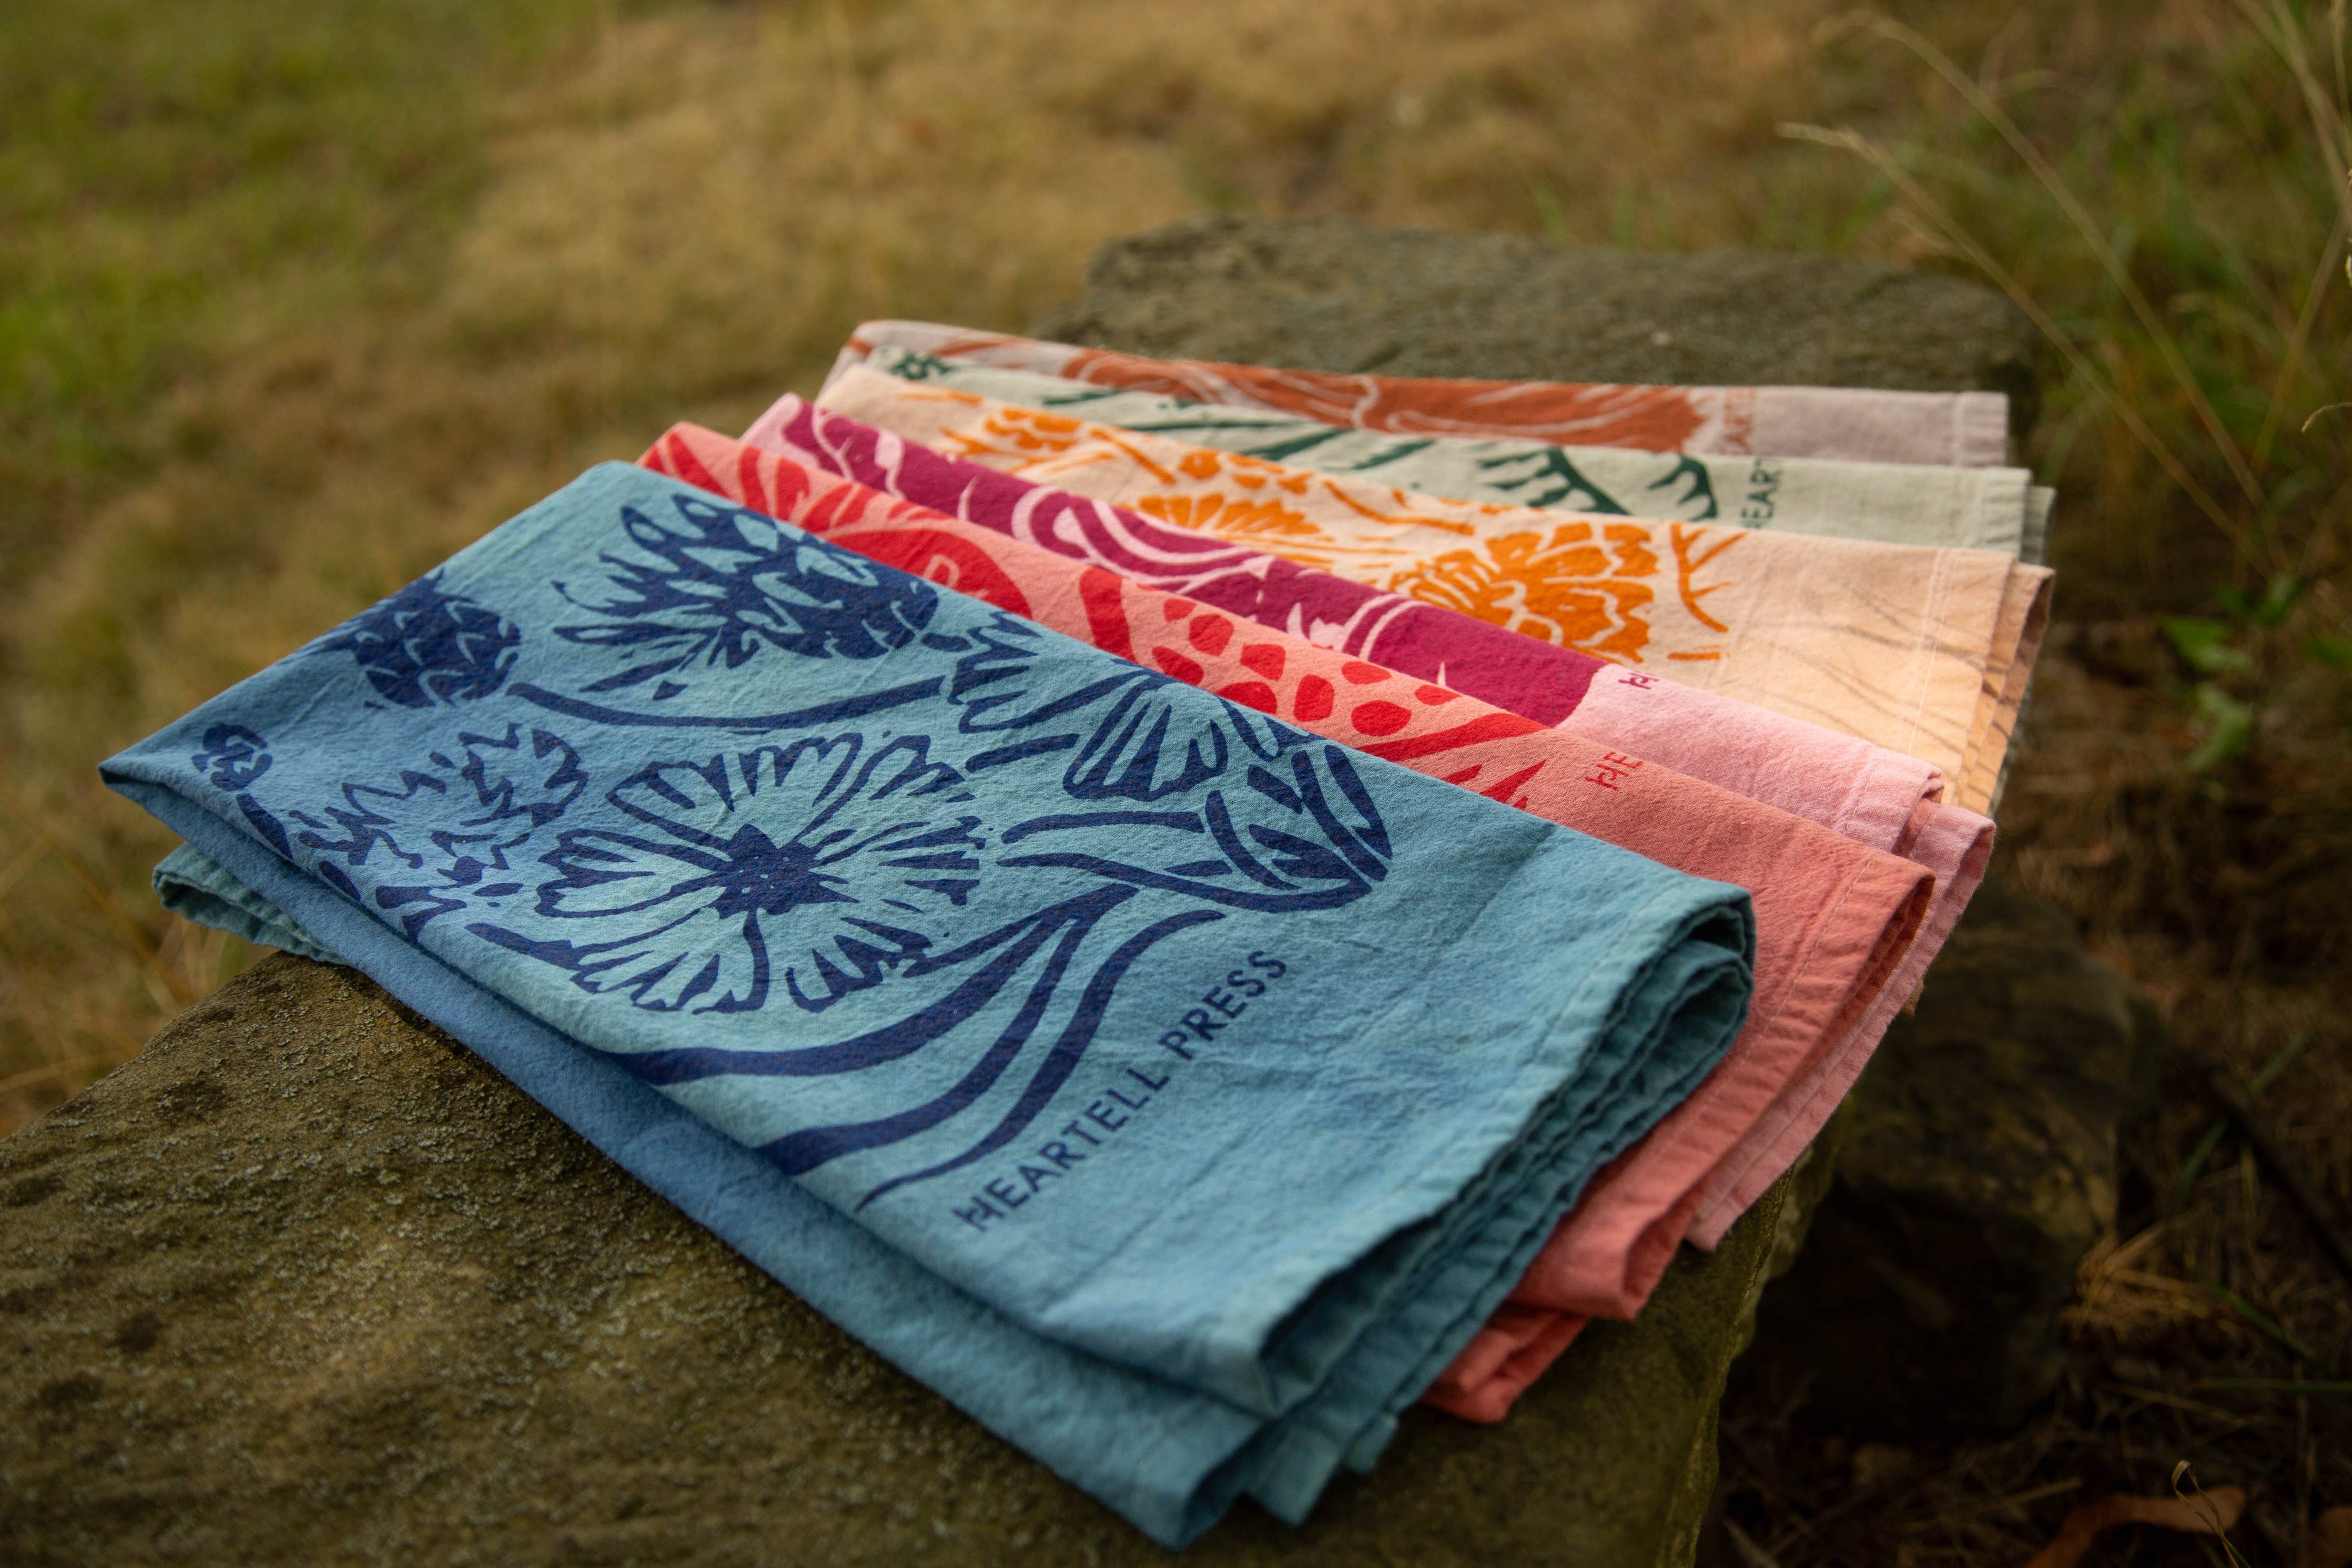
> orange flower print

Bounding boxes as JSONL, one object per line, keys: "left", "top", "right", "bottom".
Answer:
{"left": 938, "top": 404, "right": 1089, "bottom": 464}
{"left": 1132, "top": 490, "right": 1330, "bottom": 545}
{"left": 1603, "top": 523, "right": 1659, "bottom": 578}
{"left": 1668, "top": 523, "right": 1738, "bottom": 634}
{"left": 1177, "top": 449, "right": 1227, "bottom": 482}
{"left": 1386, "top": 521, "right": 1661, "bottom": 661}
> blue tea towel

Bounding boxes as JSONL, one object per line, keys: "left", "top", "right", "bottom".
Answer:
{"left": 105, "top": 462, "right": 1752, "bottom": 1545}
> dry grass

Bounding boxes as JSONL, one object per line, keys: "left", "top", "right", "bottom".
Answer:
{"left": 0, "top": 0, "right": 2004, "bottom": 1129}
{"left": 3, "top": 1, "right": 2349, "bottom": 1559}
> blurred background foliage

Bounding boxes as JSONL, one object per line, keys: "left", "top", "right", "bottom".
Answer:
{"left": 1, "top": 2, "right": 2347, "bottom": 1560}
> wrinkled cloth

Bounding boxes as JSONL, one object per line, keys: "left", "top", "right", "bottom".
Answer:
{"left": 636, "top": 421, "right": 1938, "bottom": 1417}
{"left": 805, "top": 366, "right": 2050, "bottom": 817}
{"left": 106, "top": 461, "right": 1758, "bottom": 1545}
{"left": 734, "top": 394, "right": 1996, "bottom": 1247}
{"left": 154, "top": 841, "right": 343, "bottom": 964}
{"left": 839, "top": 319, "right": 2017, "bottom": 467}
{"left": 839, "top": 343, "right": 2054, "bottom": 564}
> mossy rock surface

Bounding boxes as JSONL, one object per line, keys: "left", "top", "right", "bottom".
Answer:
{"left": 1744, "top": 880, "right": 2168, "bottom": 1435}
{"left": 2, "top": 955, "right": 1787, "bottom": 1566}
{"left": 1035, "top": 215, "right": 2043, "bottom": 439}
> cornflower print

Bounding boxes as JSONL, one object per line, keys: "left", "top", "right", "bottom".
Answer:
{"left": 554, "top": 491, "right": 944, "bottom": 697}
{"left": 476, "top": 734, "right": 984, "bottom": 1015}
{"left": 313, "top": 574, "right": 522, "bottom": 708}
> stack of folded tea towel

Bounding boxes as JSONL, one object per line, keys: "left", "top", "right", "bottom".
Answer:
{"left": 107, "top": 319, "right": 2051, "bottom": 1548}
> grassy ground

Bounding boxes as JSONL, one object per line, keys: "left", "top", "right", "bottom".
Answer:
{"left": 2, "top": 1, "right": 2347, "bottom": 1561}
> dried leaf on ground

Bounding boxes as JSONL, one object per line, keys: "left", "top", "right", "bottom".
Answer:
{"left": 2304, "top": 1504, "right": 2352, "bottom": 1568}
{"left": 2021, "top": 1484, "right": 2245, "bottom": 1568}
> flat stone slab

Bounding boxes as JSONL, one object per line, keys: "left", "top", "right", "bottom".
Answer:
{"left": 6, "top": 222, "right": 2049, "bottom": 1565}
{"left": 3, "top": 955, "right": 1789, "bottom": 1566}
{"left": 1745, "top": 879, "right": 2166, "bottom": 1435}
{"left": 1035, "top": 215, "right": 2043, "bottom": 435}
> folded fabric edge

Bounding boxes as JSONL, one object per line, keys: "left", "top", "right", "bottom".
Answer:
{"left": 1682, "top": 799, "right": 1996, "bottom": 1246}
{"left": 1421, "top": 1306, "right": 1593, "bottom": 1424}
{"left": 2023, "top": 486, "right": 2056, "bottom": 567}
{"left": 1508, "top": 847, "right": 1933, "bottom": 1319}
{"left": 155, "top": 841, "right": 344, "bottom": 965}
{"left": 1955, "top": 562, "right": 2058, "bottom": 814}
{"left": 1241, "top": 867, "right": 1756, "bottom": 1431}
{"left": 1245, "top": 924, "right": 1752, "bottom": 1520}
{"left": 1955, "top": 390, "right": 2013, "bottom": 469}
{"left": 1420, "top": 1152, "right": 1801, "bottom": 1426}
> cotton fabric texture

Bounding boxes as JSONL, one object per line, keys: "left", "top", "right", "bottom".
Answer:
{"left": 839, "top": 320, "right": 2018, "bottom": 469}
{"left": 808, "top": 365, "right": 2051, "bottom": 818}
{"left": 838, "top": 344, "right": 2054, "bottom": 564}
{"left": 636, "top": 421, "right": 1937, "bottom": 1416}
{"left": 154, "top": 841, "right": 343, "bottom": 964}
{"left": 735, "top": 394, "right": 1996, "bottom": 1249}
{"left": 105, "top": 461, "right": 1760, "bottom": 1545}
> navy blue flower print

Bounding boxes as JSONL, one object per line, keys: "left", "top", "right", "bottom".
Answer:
{"left": 143, "top": 469, "right": 1425, "bottom": 1213}
{"left": 187, "top": 723, "right": 295, "bottom": 858}
{"left": 947, "top": 616, "right": 1317, "bottom": 803}
{"left": 314, "top": 574, "right": 522, "bottom": 708}
{"left": 467, "top": 649, "right": 1389, "bottom": 1200}
{"left": 474, "top": 735, "right": 982, "bottom": 1015}
{"left": 190, "top": 725, "right": 272, "bottom": 790}
{"left": 287, "top": 725, "right": 586, "bottom": 937}
{"left": 996, "top": 740, "right": 1390, "bottom": 913}
{"left": 553, "top": 492, "right": 941, "bottom": 696}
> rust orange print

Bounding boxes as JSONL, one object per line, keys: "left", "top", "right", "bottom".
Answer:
{"left": 1384, "top": 521, "right": 1675, "bottom": 663}
{"left": 1060, "top": 347, "right": 1709, "bottom": 450}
